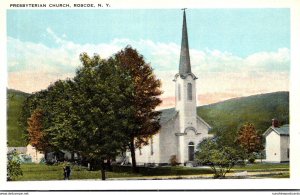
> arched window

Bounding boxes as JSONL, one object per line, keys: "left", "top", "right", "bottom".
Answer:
{"left": 187, "top": 83, "right": 192, "bottom": 100}
{"left": 151, "top": 138, "right": 154, "bottom": 155}
{"left": 188, "top": 142, "right": 195, "bottom": 161}
{"left": 178, "top": 84, "right": 181, "bottom": 101}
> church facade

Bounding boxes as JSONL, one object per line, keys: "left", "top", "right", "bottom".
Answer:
{"left": 131, "top": 10, "right": 212, "bottom": 165}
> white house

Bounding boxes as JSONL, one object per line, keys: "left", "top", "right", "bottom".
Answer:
{"left": 129, "top": 10, "right": 212, "bottom": 166}
{"left": 263, "top": 119, "right": 289, "bottom": 163}
{"left": 26, "top": 144, "right": 73, "bottom": 163}
{"left": 26, "top": 144, "right": 45, "bottom": 163}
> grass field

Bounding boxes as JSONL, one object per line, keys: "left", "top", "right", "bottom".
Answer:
{"left": 14, "top": 163, "right": 289, "bottom": 181}
{"left": 233, "top": 162, "right": 289, "bottom": 171}
{"left": 17, "top": 163, "right": 140, "bottom": 181}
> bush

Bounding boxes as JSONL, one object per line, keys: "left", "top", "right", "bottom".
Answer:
{"left": 7, "top": 150, "right": 23, "bottom": 181}
{"left": 195, "top": 138, "right": 245, "bottom": 179}
{"left": 169, "top": 155, "right": 178, "bottom": 166}
{"left": 248, "top": 153, "right": 256, "bottom": 164}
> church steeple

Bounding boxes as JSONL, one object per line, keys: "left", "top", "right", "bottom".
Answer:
{"left": 174, "top": 9, "right": 201, "bottom": 165}
{"left": 179, "top": 9, "right": 191, "bottom": 76}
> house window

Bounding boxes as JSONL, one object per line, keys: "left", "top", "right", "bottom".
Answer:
{"left": 287, "top": 148, "right": 289, "bottom": 159}
{"left": 188, "top": 142, "right": 195, "bottom": 161}
{"left": 187, "top": 83, "right": 192, "bottom": 101}
{"left": 139, "top": 148, "right": 142, "bottom": 155}
{"left": 178, "top": 84, "right": 181, "bottom": 101}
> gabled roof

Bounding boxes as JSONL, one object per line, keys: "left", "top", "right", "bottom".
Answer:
{"left": 197, "top": 116, "right": 212, "bottom": 130}
{"left": 159, "top": 108, "right": 178, "bottom": 124}
{"left": 159, "top": 108, "right": 212, "bottom": 131}
{"left": 263, "top": 124, "right": 289, "bottom": 137}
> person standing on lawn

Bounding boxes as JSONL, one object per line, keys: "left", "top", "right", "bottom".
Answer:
{"left": 63, "top": 162, "right": 71, "bottom": 180}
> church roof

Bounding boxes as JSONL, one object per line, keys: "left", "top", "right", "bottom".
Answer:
{"left": 263, "top": 124, "right": 289, "bottom": 137}
{"left": 159, "top": 108, "right": 178, "bottom": 124}
{"left": 179, "top": 9, "right": 192, "bottom": 77}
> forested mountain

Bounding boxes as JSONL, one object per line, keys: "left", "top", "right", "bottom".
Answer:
{"left": 7, "top": 89, "right": 29, "bottom": 146}
{"left": 7, "top": 89, "right": 289, "bottom": 147}
{"left": 198, "top": 91, "right": 289, "bottom": 135}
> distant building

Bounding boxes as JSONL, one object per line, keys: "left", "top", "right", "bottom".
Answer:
{"left": 263, "top": 119, "right": 289, "bottom": 163}
{"left": 27, "top": 144, "right": 74, "bottom": 164}
{"left": 26, "top": 144, "right": 45, "bottom": 163}
{"left": 8, "top": 144, "right": 73, "bottom": 164}
{"left": 128, "top": 10, "right": 212, "bottom": 166}
{"left": 7, "top": 147, "right": 27, "bottom": 154}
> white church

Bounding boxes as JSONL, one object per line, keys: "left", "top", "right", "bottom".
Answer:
{"left": 130, "top": 10, "right": 212, "bottom": 166}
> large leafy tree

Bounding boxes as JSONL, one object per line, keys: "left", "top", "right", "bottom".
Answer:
{"left": 49, "top": 53, "right": 133, "bottom": 180}
{"left": 21, "top": 80, "right": 74, "bottom": 155}
{"left": 21, "top": 53, "right": 133, "bottom": 179}
{"left": 19, "top": 46, "right": 162, "bottom": 176}
{"left": 113, "top": 46, "right": 162, "bottom": 172}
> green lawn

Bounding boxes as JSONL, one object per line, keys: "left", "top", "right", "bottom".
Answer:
{"left": 233, "top": 162, "right": 289, "bottom": 172}
{"left": 14, "top": 162, "right": 289, "bottom": 181}
{"left": 17, "top": 163, "right": 142, "bottom": 181}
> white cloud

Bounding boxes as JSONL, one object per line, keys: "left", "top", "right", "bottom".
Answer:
{"left": 7, "top": 28, "right": 290, "bottom": 105}
{"left": 244, "top": 48, "right": 290, "bottom": 72}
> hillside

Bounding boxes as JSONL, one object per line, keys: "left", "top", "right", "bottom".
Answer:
{"left": 197, "top": 91, "right": 289, "bottom": 135}
{"left": 7, "top": 89, "right": 29, "bottom": 147}
{"left": 7, "top": 89, "right": 289, "bottom": 147}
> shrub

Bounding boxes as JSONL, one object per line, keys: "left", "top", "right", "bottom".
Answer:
{"left": 248, "top": 153, "right": 256, "bottom": 164}
{"left": 7, "top": 150, "right": 23, "bottom": 181}
{"left": 169, "top": 155, "right": 178, "bottom": 166}
{"left": 195, "top": 138, "right": 245, "bottom": 179}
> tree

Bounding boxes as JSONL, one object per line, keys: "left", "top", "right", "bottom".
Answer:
{"left": 113, "top": 46, "right": 163, "bottom": 172}
{"left": 44, "top": 53, "right": 133, "bottom": 180}
{"left": 7, "top": 150, "right": 23, "bottom": 181}
{"left": 237, "top": 122, "right": 264, "bottom": 162}
{"left": 40, "top": 79, "right": 81, "bottom": 159}
{"left": 195, "top": 138, "right": 244, "bottom": 178}
{"left": 27, "top": 109, "right": 49, "bottom": 152}
{"left": 19, "top": 46, "right": 162, "bottom": 176}
{"left": 21, "top": 80, "right": 74, "bottom": 157}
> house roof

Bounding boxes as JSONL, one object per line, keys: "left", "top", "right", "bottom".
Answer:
{"left": 159, "top": 108, "right": 178, "bottom": 124}
{"left": 263, "top": 124, "right": 289, "bottom": 137}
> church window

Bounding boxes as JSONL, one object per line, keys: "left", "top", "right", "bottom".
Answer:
{"left": 151, "top": 138, "right": 154, "bottom": 155}
{"left": 139, "top": 148, "right": 142, "bottom": 155}
{"left": 188, "top": 142, "right": 195, "bottom": 161}
{"left": 187, "top": 83, "right": 192, "bottom": 100}
{"left": 178, "top": 84, "right": 181, "bottom": 101}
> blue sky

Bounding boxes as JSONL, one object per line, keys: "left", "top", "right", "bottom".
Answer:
{"left": 7, "top": 9, "right": 290, "bottom": 57}
{"left": 7, "top": 9, "right": 290, "bottom": 106}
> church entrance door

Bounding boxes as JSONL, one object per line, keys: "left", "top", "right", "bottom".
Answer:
{"left": 188, "top": 142, "right": 194, "bottom": 161}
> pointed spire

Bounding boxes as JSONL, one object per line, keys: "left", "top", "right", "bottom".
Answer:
{"left": 179, "top": 9, "right": 191, "bottom": 76}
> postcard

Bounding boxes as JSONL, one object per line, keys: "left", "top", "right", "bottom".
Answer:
{"left": 1, "top": 0, "right": 300, "bottom": 193}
